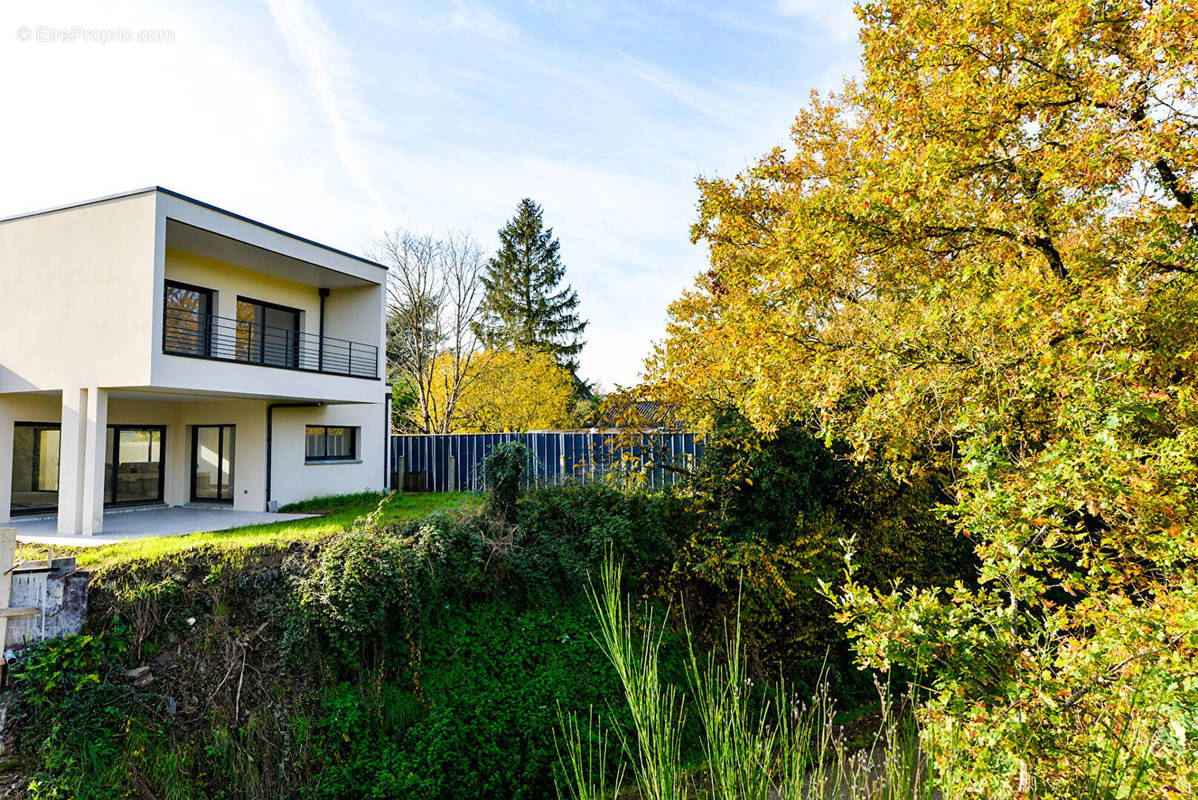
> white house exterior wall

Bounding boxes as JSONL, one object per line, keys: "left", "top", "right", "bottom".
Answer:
{"left": 0, "top": 194, "right": 158, "bottom": 393}
{"left": 153, "top": 248, "right": 383, "bottom": 403}
{"left": 269, "top": 402, "right": 387, "bottom": 505}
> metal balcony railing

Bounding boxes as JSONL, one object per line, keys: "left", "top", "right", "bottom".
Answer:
{"left": 163, "top": 305, "right": 379, "bottom": 379}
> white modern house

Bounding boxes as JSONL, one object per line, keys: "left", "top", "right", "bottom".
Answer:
{"left": 0, "top": 188, "right": 390, "bottom": 535}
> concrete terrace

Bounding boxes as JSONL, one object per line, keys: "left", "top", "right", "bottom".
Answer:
{"left": 8, "top": 506, "right": 314, "bottom": 547}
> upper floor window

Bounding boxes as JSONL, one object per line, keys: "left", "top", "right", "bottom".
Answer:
{"left": 163, "top": 281, "right": 214, "bottom": 357}
{"left": 306, "top": 426, "right": 357, "bottom": 462}
{"left": 237, "top": 297, "right": 301, "bottom": 369}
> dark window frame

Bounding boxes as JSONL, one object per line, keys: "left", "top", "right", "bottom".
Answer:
{"left": 12, "top": 423, "right": 166, "bottom": 514}
{"left": 305, "top": 425, "right": 358, "bottom": 462}
{"left": 190, "top": 424, "right": 236, "bottom": 504}
{"left": 105, "top": 425, "right": 167, "bottom": 508}
{"left": 10, "top": 421, "right": 62, "bottom": 516}
{"left": 160, "top": 282, "right": 380, "bottom": 381}
{"left": 237, "top": 295, "right": 302, "bottom": 369}
{"left": 163, "top": 280, "right": 216, "bottom": 357}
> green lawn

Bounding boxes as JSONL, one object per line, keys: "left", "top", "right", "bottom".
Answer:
{"left": 71, "top": 491, "right": 477, "bottom": 572}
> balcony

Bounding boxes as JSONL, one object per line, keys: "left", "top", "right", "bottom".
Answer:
{"left": 163, "top": 305, "right": 378, "bottom": 379}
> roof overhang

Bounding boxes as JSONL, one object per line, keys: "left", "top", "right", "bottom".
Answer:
{"left": 0, "top": 186, "right": 389, "bottom": 286}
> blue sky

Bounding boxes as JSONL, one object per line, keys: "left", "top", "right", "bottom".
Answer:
{"left": 0, "top": 0, "right": 860, "bottom": 386}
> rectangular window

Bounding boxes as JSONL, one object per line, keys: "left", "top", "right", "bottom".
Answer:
{"left": 12, "top": 423, "right": 165, "bottom": 514}
{"left": 237, "top": 297, "right": 301, "bottom": 368}
{"left": 192, "top": 425, "right": 235, "bottom": 503}
{"left": 104, "top": 426, "right": 165, "bottom": 507}
{"left": 164, "top": 280, "right": 215, "bottom": 357}
{"left": 305, "top": 426, "right": 357, "bottom": 462}
{"left": 10, "top": 422, "right": 61, "bottom": 515}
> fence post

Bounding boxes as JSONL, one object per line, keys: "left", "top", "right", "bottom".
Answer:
{"left": 448, "top": 454, "right": 457, "bottom": 492}
{"left": 558, "top": 436, "right": 566, "bottom": 485}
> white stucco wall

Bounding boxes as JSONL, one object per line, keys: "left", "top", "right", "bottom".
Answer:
{"left": 116, "top": 396, "right": 386, "bottom": 511}
{"left": 155, "top": 191, "right": 383, "bottom": 286}
{"left": 267, "top": 402, "right": 387, "bottom": 506}
{"left": 99, "top": 396, "right": 271, "bottom": 511}
{"left": 322, "top": 283, "right": 386, "bottom": 358}
{"left": 0, "top": 194, "right": 158, "bottom": 393}
{"left": 165, "top": 249, "right": 319, "bottom": 337}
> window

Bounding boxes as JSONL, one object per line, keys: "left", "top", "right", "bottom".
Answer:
{"left": 164, "top": 281, "right": 215, "bottom": 357}
{"left": 306, "top": 426, "right": 357, "bottom": 462}
{"left": 237, "top": 297, "right": 301, "bottom": 368}
{"left": 104, "top": 426, "right": 165, "bottom": 506}
{"left": 10, "top": 422, "right": 61, "bottom": 515}
{"left": 192, "top": 425, "right": 235, "bottom": 503}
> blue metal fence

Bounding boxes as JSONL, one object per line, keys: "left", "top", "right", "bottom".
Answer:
{"left": 390, "top": 431, "right": 703, "bottom": 493}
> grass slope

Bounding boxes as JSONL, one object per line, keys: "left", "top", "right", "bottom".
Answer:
{"left": 70, "top": 492, "right": 476, "bottom": 571}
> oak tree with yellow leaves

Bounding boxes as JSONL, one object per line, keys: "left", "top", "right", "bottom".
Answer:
{"left": 654, "top": 0, "right": 1198, "bottom": 795}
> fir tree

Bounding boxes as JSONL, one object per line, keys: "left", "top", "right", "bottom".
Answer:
{"left": 477, "top": 198, "right": 588, "bottom": 373}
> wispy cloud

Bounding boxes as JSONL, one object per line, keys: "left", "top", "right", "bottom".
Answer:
{"left": 618, "top": 53, "right": 734, "bottom": 122}
{"left": 445, "top": 0, "right": 516, "bottom": 38}
{"left": 776, "top": 0, "right": 861, "bottom": 43}
{"left": 266, "top": 0, "right": 391, "bottom": 230}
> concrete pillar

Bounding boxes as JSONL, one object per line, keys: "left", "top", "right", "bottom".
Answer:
{"left": 0, "top": 527, "right": 15, "bottom": 654}
{"left": 232, "top": 401, "right": 266, "bottom": 513}
{"left": 57, "top": 388, "right": 87, "bottom": 535}
{"left": 81, "top": 388, "right": 108, "bottom": 535}
{"left": 163, "top": 403, "right": 187, "bottom": 507}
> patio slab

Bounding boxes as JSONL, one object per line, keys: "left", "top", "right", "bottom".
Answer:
{"left": 7, "top": 506, "right": 315, "bottom": 547}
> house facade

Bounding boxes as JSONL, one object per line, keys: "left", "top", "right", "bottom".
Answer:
{"left": 0, "top": 188, "right": 390, "bottom": 535}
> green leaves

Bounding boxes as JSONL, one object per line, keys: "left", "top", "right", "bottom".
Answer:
{"left": 477, "top": 198, "right": 588, "bottom": 374}
{"left": 656, "top": 0, "right": 1198, "bottom": 794}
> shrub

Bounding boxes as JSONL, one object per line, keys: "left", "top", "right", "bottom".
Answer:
{"left": 305, "top": 597, "right": 634, "bottom": 800}
{"left": 666, "top": 411, "right": 973, "bottom": 695}
{"left": 293, "top": 530, "right": 421, "bottom": 665}
{"left": 510, "top": 481, "right": 688, "bottom": 595}
{"left": 292, "top": 483, "right": 689, "bottom": 670}
{"left": 482, "top": 440, "right": 530, "bottom": 518}
{"left": 9, "top": 631, "right": 143, "bottom": 799}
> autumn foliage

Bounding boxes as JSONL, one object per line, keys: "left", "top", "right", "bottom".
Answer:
{"left": 654, "top": 0, "right": 1198, "bottom": 795}
{"left": 428, "top": 346, "right": 575, "bottom": 433}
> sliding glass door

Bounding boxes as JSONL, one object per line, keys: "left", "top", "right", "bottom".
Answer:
{"left": 10, "top": 423, "right": 61, "bottom": 515}
{"left": 191, "top": 425, "right": 235, "bottom": 503}
{"left": 105, "top": 426, "right": 165, "bottom": 507}
{"left": 10, "top": 423, "right": 164, "bottom": 515}
{"left": 236, "top": 297, "right": 300, "bottom": 368}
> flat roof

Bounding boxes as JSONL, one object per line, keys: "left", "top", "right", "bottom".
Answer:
{"left": 0, "top": 186, "right": 388, "bottom": 270}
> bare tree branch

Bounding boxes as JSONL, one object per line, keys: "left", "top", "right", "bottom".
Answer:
{"left": 373, "top": 230, "right": 492, "bottom": 433}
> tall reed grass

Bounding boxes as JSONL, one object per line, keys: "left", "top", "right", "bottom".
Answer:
{"left": 557, "top": 560, "right": 1172, "bottom": 799}
{"left": 556, "top": 559, "right": 937, "bottom": 800}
